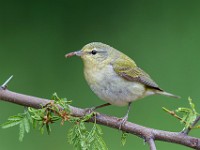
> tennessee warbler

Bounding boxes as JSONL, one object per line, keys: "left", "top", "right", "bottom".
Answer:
{"left": 65, "top": 42, "right": 179, "bottom": 127}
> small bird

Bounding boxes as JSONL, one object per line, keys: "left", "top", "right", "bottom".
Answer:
{"left": 65, "top": 42, "right": 179, "bottom": 127}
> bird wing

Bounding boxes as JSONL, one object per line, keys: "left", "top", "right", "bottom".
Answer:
{"left": 112, "top": 56, "right": 162, "bottom": 91}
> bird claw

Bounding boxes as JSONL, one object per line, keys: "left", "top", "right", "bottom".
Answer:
{"left": 118, "top": 115, "right": 128, "bottom": 130}
{"left": 84, "top": 107, "right": 96, "bottom": 115}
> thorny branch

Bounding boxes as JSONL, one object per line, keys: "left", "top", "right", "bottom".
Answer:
{"left": 1, "top": 89, "right": 200, "bottom": 149}
{"left": 0, "top": 77, "right": 200, "bottom": 149}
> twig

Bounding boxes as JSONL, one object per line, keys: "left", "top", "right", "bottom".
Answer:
{"left": 163, "top": 107, "right": 200, "bottom": 135}
{"left": 146, "top": 138, "right": 156, "bottom": 150}
{"left": 182, "top": 116, "right": 200, "bottom": 135}
{"left": 162, "top": 107, "right": 186, "bottom": 124}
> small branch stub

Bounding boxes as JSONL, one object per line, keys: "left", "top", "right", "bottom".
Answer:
{"left": 146, "top": 138, "right": 157, "bottom": 150}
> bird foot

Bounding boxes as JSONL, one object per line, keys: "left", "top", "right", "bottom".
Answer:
{"left": 118, "top": 115, "right": 128, "bottom": 130}
{"left": 84, "top": 107, "right": 96, "bottom": 115}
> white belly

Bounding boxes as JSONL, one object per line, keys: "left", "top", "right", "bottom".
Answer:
{"left": 84, "top": 64, "right": 148, "bottom": 106}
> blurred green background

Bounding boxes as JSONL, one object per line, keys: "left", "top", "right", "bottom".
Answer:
{"left": 0, "top": 0, "right": 200, "bottom": 149}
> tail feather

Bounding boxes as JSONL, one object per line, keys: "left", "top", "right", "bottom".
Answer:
{"left": 156, "top": 91, "right": 180, "bottom": 99}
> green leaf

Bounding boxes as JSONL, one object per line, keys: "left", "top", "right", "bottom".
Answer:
{"left": 19, "top": 122, "right": 25, "bottom": 142}
{"left": 1, "top": 120, "right": 21, "bottom": 129}
{"left": 7, "top": 115, "right": 23, "bottom": 121}
{"left": 40, "top": 126, "right": 45, "bottom": 135}
{"left": 67, "top": 111, "right": 108, "bottom": 150}
{"left": 51, "top": 93, "right": 71, "bottom": 113}
{"left": 1, "top": 110, "right": 33, "bottom": 142}
{"left": 32, "top": 118, "right": 37, "bottom": 129}
{"left": 67, "top": 123, "right": 89, "bottom": 150}
{"left": 46, "top": 124, "right": 51, "bottom": 135}
{"left": 121, "top": 132, "right": 128, "bottom": 146}
{"left": 51, "top": 116, "right": 60, "bottom": 121}
{"left": 92, "top": 125, "right": 108, "bottom": 150}
{"left": 52, "top": 92, "right": 60, "bottom": 101}
{"left": 188, "top": 97, "right": 196, "bottom": 113}
{"left": 92, "top": 133, "right": 107, "bottom": 150}
{"left": 23, "top": 117, "right": 30, "bottom": 133}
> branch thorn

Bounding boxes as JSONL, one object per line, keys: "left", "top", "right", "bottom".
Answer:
{"left": 1, "top": 75, "right": 13, "bottom": 90}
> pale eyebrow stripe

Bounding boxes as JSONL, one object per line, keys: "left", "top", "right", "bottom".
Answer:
{"left": 98, "top": 51, "right": 107, "bottom": 53}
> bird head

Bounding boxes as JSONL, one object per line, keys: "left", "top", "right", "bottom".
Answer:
{"left": 65, "top": 42, "right": 116, "bottom": 66}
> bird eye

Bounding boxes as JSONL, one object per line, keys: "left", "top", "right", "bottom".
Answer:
{"left": 91, "top": 50, "right": 97, "bottom": 55}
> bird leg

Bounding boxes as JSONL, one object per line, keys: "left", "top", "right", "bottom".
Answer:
{"left": 118, "top": 102, "right": 132, "bottom": 129}
{"left": 93, "top": 103, "right": 111, "bottom": 109}
{"left": 85, "top": 103, "right": 111, "bottom": 114}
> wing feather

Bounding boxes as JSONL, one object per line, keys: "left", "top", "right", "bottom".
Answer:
{"left": 112, "top": 56, "right": 162, "bottom": 91}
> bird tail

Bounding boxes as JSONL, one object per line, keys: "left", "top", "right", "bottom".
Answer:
{"left": 156, "top": 90, "right": 180, "bottom": 99}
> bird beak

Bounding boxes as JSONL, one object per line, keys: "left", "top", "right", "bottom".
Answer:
{"left": 65, "top": 50, "right": 82, "bottom": 58}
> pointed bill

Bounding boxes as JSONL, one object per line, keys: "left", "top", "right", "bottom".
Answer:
{"left": 65, "top": 50, "right": 82, "bottom": 58}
